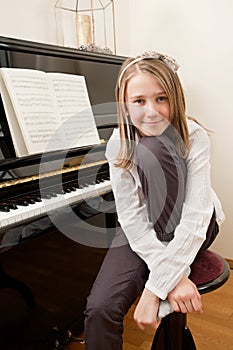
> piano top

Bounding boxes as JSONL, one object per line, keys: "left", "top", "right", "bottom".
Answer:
{"left": 0, "top": 36, "right": 125, "bottom": 65}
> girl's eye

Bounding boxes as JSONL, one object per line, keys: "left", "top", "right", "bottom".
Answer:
{"left": 134, "top": 99, "right": 144, "bottom": 105}
{"left": 157, "top": 96, "right": 168, "bottom": 102}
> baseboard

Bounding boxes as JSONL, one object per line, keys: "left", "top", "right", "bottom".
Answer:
{"left": 226, "top": 258, "right": 233, "bottom": 269}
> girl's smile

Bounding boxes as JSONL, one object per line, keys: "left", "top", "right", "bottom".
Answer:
{"left": 125, "top": 71, "right": 170, "bottom": 136}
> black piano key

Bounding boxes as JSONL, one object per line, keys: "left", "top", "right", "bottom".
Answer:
{"left": 24, "top": 195, "right": 42, "bottom": 202}
{"left": 77, "top": 184, "right": 85, "bottom": 189}
{"left": 82, "top": 183, "right": 89, "bottom": 188}
{"left": 40, "top": 193, "right": 52, "bottom": 199}
{"left": 0, "top": 202, "right": 18, "bottom": 210}
{"left": 57, "top": 190, "right": 66, "bottom": 195}
{"left": 46, "top": 192, "right": 57, "bottom": 198}
{"left": 32, "top": 197, "right": 41, "bottom": 202}
{"left": 63, "top": 186, "right": 76, "bottom": 193}
{"left": 69, "top": 183, "right": 79, "bottom": 189}
{"left": 24, "top": 198, "right": 36, "bottom": 204}
{"left": 0, "top": 205, "right": 10, "bottom": 212}
{"left": 40, "top": 190, "right": 58, "bottom": 197}
{"left": 68, "top": 186, "right": 77, "bottom": 191}
{"left": 50, "top": 188, "right": 65, "bottom": 195}
{"left": 63, "top": 188, "right": 72, "bottom": 193}
{"left": 7, "top": 199, "right": 29, "bottom": 206}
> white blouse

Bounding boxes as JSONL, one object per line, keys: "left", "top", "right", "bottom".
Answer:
{"left": 105, "top": 119, "right": 225, "bottom": 300}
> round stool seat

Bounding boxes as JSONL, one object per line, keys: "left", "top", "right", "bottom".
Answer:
{"left": 190, "top": 249, "right": 230, "bottom": 294}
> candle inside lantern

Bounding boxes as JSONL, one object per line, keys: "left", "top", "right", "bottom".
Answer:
{"left": 76, "top": 14, "right": 92, "bottom": 46}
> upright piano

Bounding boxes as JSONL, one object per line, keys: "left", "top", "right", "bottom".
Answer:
{"left": 0, "top": 37, "right": 124, "bottom": 350}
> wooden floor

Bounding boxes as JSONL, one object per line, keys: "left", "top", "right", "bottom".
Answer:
{"left": 68, "top": 270, "right": 233, "bottom": 350}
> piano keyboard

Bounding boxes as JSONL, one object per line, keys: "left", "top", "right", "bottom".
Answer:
{"left": 0, "top": 178, "right": 112, "bottom": 232}
{"left": 0, "top": 158, "right": 113, "bottom": 232}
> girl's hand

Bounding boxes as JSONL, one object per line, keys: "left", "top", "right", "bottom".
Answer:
{"left": 134, "top": 288, "right": 161, "bottom": 330}
{"left": 168, "top": 275, "right": 203, "bottom": 314}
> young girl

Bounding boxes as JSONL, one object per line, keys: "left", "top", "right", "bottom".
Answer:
{"left": 84, "top": 51, "right": 225, "bottom": 349}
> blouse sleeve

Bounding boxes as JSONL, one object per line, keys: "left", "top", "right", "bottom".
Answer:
{"left": 106, "top": 127, "right": 214, "bottom": 300}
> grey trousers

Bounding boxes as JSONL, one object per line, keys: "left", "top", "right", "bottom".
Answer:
{"left": 84, "top": 233, "right": 149, "bottom": 350}
{"left": 84, "top": 127, "right": 217, "bottom": 349}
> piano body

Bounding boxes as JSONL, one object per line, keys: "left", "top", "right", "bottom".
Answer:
{"left": 0, "top": 37, "right": 124, "bottom": 350}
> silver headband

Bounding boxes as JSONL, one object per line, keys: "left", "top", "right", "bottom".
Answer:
{"left": 118, "top": 51, "right": 179, "bottom": 87}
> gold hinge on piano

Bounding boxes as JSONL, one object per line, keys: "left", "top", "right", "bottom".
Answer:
{"left": 0, "top": 159, "right": 108, "bottom": 189}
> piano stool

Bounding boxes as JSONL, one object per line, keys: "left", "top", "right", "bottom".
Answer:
{"left": 150, "top": 250, "right": 230, "bottom": 350}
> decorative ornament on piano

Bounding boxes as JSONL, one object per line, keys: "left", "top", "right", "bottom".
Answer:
{"left": 55, "top": 0, "right": 116, "bottom": 54}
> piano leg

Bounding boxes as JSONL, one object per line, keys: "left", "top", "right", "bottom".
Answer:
{"left": 0, "top": 263, "right": 35, "bottom": 308}
{"left": 52, "top": 339, "right": 69, "bottom": 350}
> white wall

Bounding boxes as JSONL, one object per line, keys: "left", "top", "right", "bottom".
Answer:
{"left": 0, "top": 0, "right": 232, "bottom": 259}
{"left": 0, "top": 0, "right": 57, "bottom": 44}
{"left": 0, "top": 0, "right": 130, "bottom": 52}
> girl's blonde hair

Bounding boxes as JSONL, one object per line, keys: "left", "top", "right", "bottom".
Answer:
{"left": 115, "top": 56, "right": 189, "bottom": 168}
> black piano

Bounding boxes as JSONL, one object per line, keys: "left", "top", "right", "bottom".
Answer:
{"left": 0, "top": 37, "right": 124, "bottom": 350}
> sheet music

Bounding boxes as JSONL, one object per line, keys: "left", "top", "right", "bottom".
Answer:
{"left": 0, "top": 68, "right": 100, "bottom": 156}
{"left": 48, "top": 73, "right": 100, "bottom": 148}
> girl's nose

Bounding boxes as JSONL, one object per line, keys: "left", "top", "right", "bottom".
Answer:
{"left": 146, "top": 101, "right": 159, "bottom": 117}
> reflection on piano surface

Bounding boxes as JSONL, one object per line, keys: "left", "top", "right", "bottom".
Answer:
{"left": 0, "top": 37, "right": 124, "bottom": 349}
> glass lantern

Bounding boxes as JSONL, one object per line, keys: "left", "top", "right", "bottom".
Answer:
{"left": 55, "top": 0, "right": 116, "bottom": 54}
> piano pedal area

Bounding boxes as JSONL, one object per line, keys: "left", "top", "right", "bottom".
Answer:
{"left": 51, "top": 327, "right": 85, "bottom": 350}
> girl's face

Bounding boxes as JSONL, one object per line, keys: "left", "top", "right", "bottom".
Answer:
{"left": 125, "top": 71, "right": 170, "bottom": 136}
